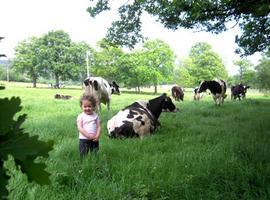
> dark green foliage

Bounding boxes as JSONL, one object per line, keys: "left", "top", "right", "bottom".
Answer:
{"left": 87, "top": 0, "right": 270, "bottom": 55}
{"left": 255, "top": 53, "right": 270, "bottom": 89}
{"left": 0, "top": 97, "right": 53, "bottom": 199}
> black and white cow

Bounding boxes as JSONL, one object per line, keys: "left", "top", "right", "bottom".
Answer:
{"left": 84, "top": 77, "right": 120, "bottom": 111}
{"left": 231, "top": 84, "right": 250, "bottom": 100}
{"left": 193, "top": 86, "right": 203, "bottom": 100}
{"left": 198, "top": 79, "right": 227, "bottom": 105}
{"left": 171, "top": 86, "right": 184, "bottom": 101}
{"left": 107, "top": 93, "right": 176, "bottom": 139}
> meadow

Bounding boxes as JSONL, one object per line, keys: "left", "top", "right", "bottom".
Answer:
{"left": 1, "top": 82, "right": 270, "bottom": 200}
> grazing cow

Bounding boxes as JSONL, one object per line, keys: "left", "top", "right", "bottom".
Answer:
{"left": 231, "top": 84, "right": 250, "bottom": 100}
{"left": 54, "top": 94, "right": 72, "bottom": 100}
{"left": 107, "top": 93, "right": 176, "bottom": 139}
{"left": 198, "top": 79, "right": 227, "bottom": 105}
{"left": 193, "top": 87, "right": 203, "bottom": 100}
{"left": 110, "top": 81, "right": 121, "bottom": 95}
{"left": 171, "top": 86, "right": 184, "bottom": 101}
{"left": 84, "top": 77, "right": 120, "bottom": 111}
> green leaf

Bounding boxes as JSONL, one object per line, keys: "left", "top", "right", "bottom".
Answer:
{"left": 0, "top": 161, "right": 9, "bottom": 199}
{"left": 0, "top": 97, "right": 22, "bottom": 135}
{"left": 0, "top": 97, "right": 54, "bottom": 197}
{"left": 16, "top": 157, "right": 51, "bottom": 185}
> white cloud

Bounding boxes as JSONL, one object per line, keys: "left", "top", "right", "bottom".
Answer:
{"left": 0, "top": 0, "right": 261, "bottom": 75}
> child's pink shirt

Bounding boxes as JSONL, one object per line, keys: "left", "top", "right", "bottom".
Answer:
{"left": 77, "top": 112, "right": 99, "bottom": 139}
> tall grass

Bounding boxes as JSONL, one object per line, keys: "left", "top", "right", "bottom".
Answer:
{"left": 1, "top": 84, "right": 270, "bottom": 200}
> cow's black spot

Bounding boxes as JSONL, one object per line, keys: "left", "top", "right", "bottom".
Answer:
{"left": 84, "top": 79, "right": 89, "bottom": 86}
{"left": 111, "top": 121, "right": 137, "bottom": 138}
{"left": 127, "top": 110, "right": 137, "bottom": 118}
{"left": 136, "top": 116, "right": 145, "bottom": 125}
{"left": 93, "top": 80, "right": 99, "bottom": 91}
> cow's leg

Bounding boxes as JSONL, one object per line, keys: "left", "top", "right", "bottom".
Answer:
{"left": 238, "top": 95, "right": 241, "bottom": 101}
{"left": 217, "top": 96, "right": 220, "bottom": 105}
{"left": 214, "top": 94, "right": 222, "bottom": 106}
{"left": 213, "top": 95, "right": 218, "bottom": 105}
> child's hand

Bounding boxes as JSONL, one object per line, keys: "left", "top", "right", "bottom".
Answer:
{"left": 87, "top": 133, "right": 95, "bottom": 140}
{"left": 92, "top": 135, "right": 99, "bottom": 141}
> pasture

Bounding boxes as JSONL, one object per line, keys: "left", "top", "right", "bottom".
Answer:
{"left": 1, "top": 83, "right": 270, "bottom": 199}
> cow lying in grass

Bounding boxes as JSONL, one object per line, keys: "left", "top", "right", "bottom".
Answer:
{"left": 54, "top": 94, "right": 72, "bottom": 100}
{"left": 107, "top": 93, "right": 176, "bottom": 139}
{"left": 198, "top": 79, "right": 227, "bottom": 105}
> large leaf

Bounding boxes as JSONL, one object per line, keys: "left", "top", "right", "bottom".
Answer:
{"left": 0, "top": 161, "right": 9, "bottom": 199}
{"left": 0, "top": 97, "right": 22, "bottom": 135}
{"left": 0, "top": 97, "right": 54, "bottom": 198}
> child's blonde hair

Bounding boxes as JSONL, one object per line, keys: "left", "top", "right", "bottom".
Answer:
{"left": 79, "top": 94, "right": 97, "bottom": 108}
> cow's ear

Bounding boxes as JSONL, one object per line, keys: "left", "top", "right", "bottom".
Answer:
{"left": 93, "top": 80, "right": 99, "bottom": 91}
{"left": 84, "top": 79, "right": 89, "bottom": 86}
{"left": 112, "top": 81, "right": 118, "bottom": 87}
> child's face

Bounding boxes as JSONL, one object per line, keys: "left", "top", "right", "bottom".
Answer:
{"left": 81, "top": 100, "right": 95, "bottom": 115}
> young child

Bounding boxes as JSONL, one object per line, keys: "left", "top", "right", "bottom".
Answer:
{"left": 77, "top": 94, "right": 101, "bottom": 157}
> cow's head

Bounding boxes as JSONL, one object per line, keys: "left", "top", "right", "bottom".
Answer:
{"left": 161, "top": 93, "right": 177, "bottom": 112}
{"left": 244, "top": 85, "right": 250, "bottom": 92}
{"left": 198, "top": 81, "right": 209, "bottom": 93}
{"left": 83, "top": 78, "right": 90, "bottom": 86}
{"left": 110, "top": 81, "right": 120, "bottom": 95}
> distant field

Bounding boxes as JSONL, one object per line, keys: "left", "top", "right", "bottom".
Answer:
{"left": 1, "top": 82, "right": 270, "bottom": 199}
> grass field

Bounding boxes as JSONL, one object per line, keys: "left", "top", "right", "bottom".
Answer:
{"left": 1, "top": 82, "right": 270, "bottom": 200}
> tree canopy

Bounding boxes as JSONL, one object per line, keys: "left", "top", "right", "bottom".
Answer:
{"left": 232, "top": 59, "right": 255, "bottom": 85}
{"left": 255, "top": 53, "right": 270, "bottom": 89}
{"left": 174, "top": 42, "right": 228, "bottom": 87}
{"left": 87, "top": 0, "right": 270, "bottom": 56}
{"left": 12, "top": 30, "right": 90, "bottom": 87}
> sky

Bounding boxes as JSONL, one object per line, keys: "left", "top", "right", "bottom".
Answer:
{"left": 0, "top": 0, "right": 262, "bottom": 75}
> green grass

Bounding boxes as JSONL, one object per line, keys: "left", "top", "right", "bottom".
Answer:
{"left": 1, "top": 83, "right": 270, "bottom": 200}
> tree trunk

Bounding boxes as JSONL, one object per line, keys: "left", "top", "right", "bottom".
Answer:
{"left": 55, "top": 74, "right": 60, "bottom": 89}
{"left": 32, "top": 73, "right": 37, "bottom": 88}
{"left": 33, "top": 78, "right": 37, "bottom": 88}
{"left": 137, "top": 85, "right": 141, "bottom": 93}
{"left": 154, "top": 85, "right": 157, "bottom": 94}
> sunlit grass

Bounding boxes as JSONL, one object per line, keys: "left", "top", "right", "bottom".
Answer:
{"left": 1, "top": 84, "right": 270, "bottom": 199}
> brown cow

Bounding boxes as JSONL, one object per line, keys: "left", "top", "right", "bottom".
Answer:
{"left": 171, "top": 86, "right": 184, "bottom": 101}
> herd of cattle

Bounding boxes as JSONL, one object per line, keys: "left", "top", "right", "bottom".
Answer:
{"left": 83, "top": 77, "right": 250, "bottom": 139}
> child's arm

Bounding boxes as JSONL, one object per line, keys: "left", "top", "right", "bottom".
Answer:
{"left": 93, "top": 117, "right": 101, "bottom": 141}
{"left": 77, "top": 119, "right": 94, "bottom": 140}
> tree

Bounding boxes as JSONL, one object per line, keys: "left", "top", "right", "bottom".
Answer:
{"left": 65, "top": 41, "right": 91, "bottom": 84}
{"left": 255, "top": 54, "right": 270, "bottom": 90}
{"left": 174, "top": 58, "right": 195, "bottom": 88}
{"left": 40, "top": 30, "right": 73, "bottom": 87}
{"left": 122, "top": 51, "right": 153, "bottom": 93}
{"left": 139, "top": 39, "right": 175, "bottom": 93}
{"left": 0, "top": 97, "right": 53, "bottom": 198}
{"left": 233, "top": 59, "right": 255, "bottom": 85}
{"left": 90, "top": 39, "right": 125, "bottom": 82}
{"left": 12, "top": 37, "right": 44, "bottom": 87}
{"left": 187, "top": 42, "right": 228, "bottom": 85}
{"left": 87, "top": 0, "right": 270, "bottom": 56}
